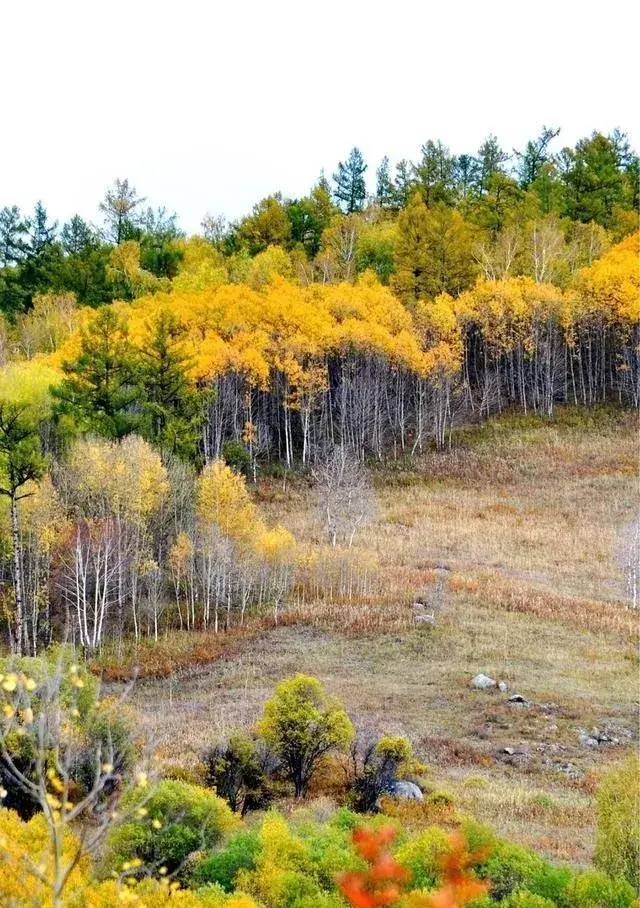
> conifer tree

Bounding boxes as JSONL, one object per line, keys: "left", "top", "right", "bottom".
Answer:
{"left": 137, "top": 309, "right": 202, "bottom": 460}
{"left": 52, "top": 307, "right": 139, "bottom": 438}
{"left": 332, "top": 147, "right": 367, "bottom": 213}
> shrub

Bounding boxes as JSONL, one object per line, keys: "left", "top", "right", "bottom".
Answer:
{"left": 502, "top": 893, "right": 556, "bottom": 908}
{"left": 202, "top": 733, "right": 276, "bottom": 814}
{"left": 235, "top": 812, "right": 345, "bottom": 908}
{"left": 257, "top": 674, "right": 354, "bottom": 797}
{"left": 222, "top": 440, "right": 252, "bottom": 477}
{"left": 476, "top": 840, "right": 548, "bottom": 901}
{"left": 191, "top": 831, "right": 262, "bottom": 892}
{"left": 560, "top": 870, "right": 636, "bottom": 908}
{"left": 349, "top": 734, "right": 420, "bottom": 813}
{"left": 103, "top": 780, "right": 238, "bottom": 875}
{"left": 70, "top": 696, "right": 137, "bottom": 801}
{"left": 394, "top": 825, "right": 452, "bottom": 889}
{"left": 595, "top": 756, "right": 640, "bottom": 890}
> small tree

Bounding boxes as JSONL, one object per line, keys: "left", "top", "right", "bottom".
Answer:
{"left": 202, "top": 733, "right": 275, "bottom": 815}
{"left": 350, "top": 734, "right": 418, "bottom": 813}
{"left": 257, "top": 674, "right": 353, "bottom": 797}
{"left": 313, "top": 446, "right": 376, "bottom": 548}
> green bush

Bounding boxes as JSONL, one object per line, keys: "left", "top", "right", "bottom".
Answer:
{"left": 560, "top": 870, "right": 636, "bottom": 907}
{"left": 476, "top": 840, "right": 548, "bottom": 901}
{"left": 202, "top": 733, "right": 276, "bottom": 814}
{"left": 191, "top": 831, "right": 261, "bottom": 891}
{"left": 103, "top": 780, "right": 238, "bottom": 874}
{"left": 394, "top": 826, "right": 451, "bottom": 889}
{"left": 502, "top": 893, "right": 555, "bottom": 908}
{"left": 0, "top": 649, "right": 134, "bottom": 818}
{"left": 222, "top": 440, "right": 252, "bottom": 476}
{"left": 595, "top": 756, "right": 640, "bottom": 890}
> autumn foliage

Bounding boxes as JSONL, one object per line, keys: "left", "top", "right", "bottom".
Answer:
{"left": 339, "top": 827, "right": 489, "bottom": 908}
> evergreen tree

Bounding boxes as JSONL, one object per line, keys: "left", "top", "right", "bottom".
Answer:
{"left": 27, "top": 202, "right": 57, "bottom": 256}
{"left": 0, "top": 402, "right": 47, "bottom": 656}
{"left": 332, "top": 147, "right": 367, "bottom": 213}
{"left": 393, "top": 194, "right": 477, "bottom": 302}
{"left": 61, "top": 215, "right": 100, "bottom": 258}
{"left": 560, "top": 131, "right": 634, "bottom": 226}
{"left": 416, "top": 140, "right": 457, "bottom": 206}
{"left": 99, "top": 178, "right": 145, "bottom": 244}
{"left": 454, "top": 154, "right": 480, "bottom": 200}
{"left": 52, "top": 306, "right": 139, "bottom": 438}
{"left": 0, "top": 206, "right": 29, "bottom": 266}
{"left": 476, "top": 134, "right": 509, "bottom": 195}
{"left": 375, "top": 156, "right": 395, "bottom": 209}
{"left": 393, "top": 159, "right": 417, "bottom": 208}
{"left": 515, "top": 126, "right": 560, "bottom": 188}
{"left": 137, "top": 309, "right": 202, "bottom": 460}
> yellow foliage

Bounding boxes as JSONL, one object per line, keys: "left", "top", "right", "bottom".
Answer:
{"left": 0, "top": 360, "right": 59, "bottom": 417}
{"left": 0, "top": 808, "right": 90, "bottom": 907}
{"left": 196, "top": 460, "right": 265, "bottom": 551}
{"left": 573, "top": 231, "right": 640, "bottom": 324}
{"left": 196, "top": 460, "right": 295, "bottom": 565}
{"left": 68, "top": 435, "right": 169, "bottom": 519}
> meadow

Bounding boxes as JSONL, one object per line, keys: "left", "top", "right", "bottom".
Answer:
{"left": 115, "top": 408, "right": 639, "bottom": 867}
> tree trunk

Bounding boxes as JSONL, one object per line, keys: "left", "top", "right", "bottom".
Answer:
{"left": 10, "top": 495, "right": 24, "bottom": 656}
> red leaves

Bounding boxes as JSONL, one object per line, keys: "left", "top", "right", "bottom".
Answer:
{"left": 339, "top": 827, "right": 409, "bottom": 908}
{"left": 339, "top": 826, "right": 489, "bottom": 908}
{"left": 424, "top": 831, "right": 489, "bottom": 908}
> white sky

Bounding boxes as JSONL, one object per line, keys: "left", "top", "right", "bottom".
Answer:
{"left": 2, "top": 0, "right": 639, "bottom": 235}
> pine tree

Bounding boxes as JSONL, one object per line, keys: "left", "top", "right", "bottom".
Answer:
{"left": 332, "top": 147, "right": 367, "bottom": 213}
{"left": 515, "top": 126, "right": 560, "bottom": 188}
{"left": 393, "top": 159, "right": 417, "bottom": 208}
{"left": 53, "top": 307, "right": 139, "bottom": 438}
{"left": 99, "top": 178, "right": 146, "bottom": 244}
{"left": 137, "top": 309, "right": 202, "bottom": 460}
{"left": 375, "top": 156, "right": 395, "bottom": 209}
{"left": 0, "top": 402, "right": 46, "bottom": 655}
{"left": 476, "top": 134, "right": 509, "bottom": 195}
{"left": 416, "top": 140, "right": 457, "bottom": 206}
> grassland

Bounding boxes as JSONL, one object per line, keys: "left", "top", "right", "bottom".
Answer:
{"left": 114, "top": 407, "right": 639, "bottom": 867}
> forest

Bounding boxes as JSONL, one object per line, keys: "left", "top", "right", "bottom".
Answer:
{"left": 0, "top": 124, "right": 638, "bottom": 908}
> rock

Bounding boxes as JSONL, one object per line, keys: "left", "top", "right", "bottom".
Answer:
{"left": 508, "top": 694, "right": 531, "bottom": 707}
{"left": 414, "top": 613, "right": 435, "bottom": 625}
{"left": 498, "top": 681, "right": 508, "bottom": 692}
{"left": 547, "top": 724, "right": 558, "bottom": 733}
{"left": 389, "top": 780, "right": 423, "bottom": 801}
{"left": 579, "top": 732, "right": 599, "bottom": 748}
{"left": 471, "top": 673, "right": 496, "bottom": 689}
{"left": 552, "top": 761, "right": 579, "bottom": 777}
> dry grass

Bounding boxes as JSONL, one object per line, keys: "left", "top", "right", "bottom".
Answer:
{"left": 114, "top": 407, "right": 639, "bottom": 866}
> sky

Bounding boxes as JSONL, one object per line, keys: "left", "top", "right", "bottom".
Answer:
{"left": 2, "top": 0, "right": 639, "bottom": 235}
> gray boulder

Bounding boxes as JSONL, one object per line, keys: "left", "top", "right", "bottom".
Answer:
{"left": 389, "top": 780, "right": 423, "bottom": 800}
{"left": 471, "top": 673, "right": 496, "bottom": 689}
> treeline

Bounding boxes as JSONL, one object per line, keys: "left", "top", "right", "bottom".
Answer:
{"left": 1, "top": 127, "right": 638, "bottom": 322}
